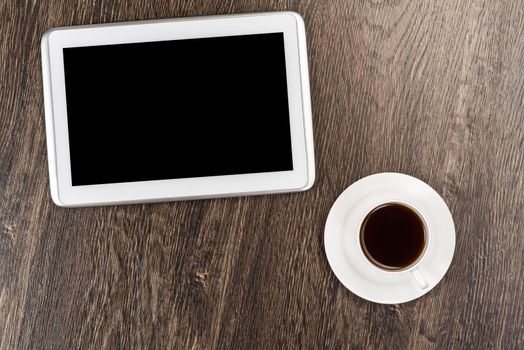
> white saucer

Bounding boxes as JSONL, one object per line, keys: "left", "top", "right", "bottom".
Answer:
{"left": 324, "top": 173, "right": 455, "bottom": 304}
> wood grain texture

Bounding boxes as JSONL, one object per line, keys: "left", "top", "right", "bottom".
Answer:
{"left": 1, "top": 0, "right": 523, "bottom": 348}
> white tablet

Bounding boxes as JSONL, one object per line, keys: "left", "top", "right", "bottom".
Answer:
{"left": 41, "top": 12, "right": 315, "bottom": 207}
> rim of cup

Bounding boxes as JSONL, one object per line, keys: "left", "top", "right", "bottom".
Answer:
{"left": 357, "top": 200, "right": 430, "bottom": 273}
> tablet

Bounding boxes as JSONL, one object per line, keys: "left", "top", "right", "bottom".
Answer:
{"left": 41, "top": 12, "right": 315, "bottom": 207}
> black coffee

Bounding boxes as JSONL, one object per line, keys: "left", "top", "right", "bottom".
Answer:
{"left": 360, "top": 203, "right": 426, "bottom": 270}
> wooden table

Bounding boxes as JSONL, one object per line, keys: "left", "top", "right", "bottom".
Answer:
{"left": 1, "top": 1, "right": 523, "bottom": 348}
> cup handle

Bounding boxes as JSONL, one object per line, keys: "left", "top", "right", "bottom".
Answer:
{"left": 411, "top": 267, "right": 429, "bottom": 289}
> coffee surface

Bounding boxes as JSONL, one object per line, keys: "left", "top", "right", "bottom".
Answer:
{"left": 360, "top": 203, "right": 426, "bottom": 270}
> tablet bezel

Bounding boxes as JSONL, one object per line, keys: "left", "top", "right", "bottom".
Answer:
{"left": 41, "top": 12, "right": 314, "bottom": 207}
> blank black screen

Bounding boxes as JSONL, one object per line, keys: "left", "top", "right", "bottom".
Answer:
{"left": 63, "top": 33, "right": 293, "bottom": 186}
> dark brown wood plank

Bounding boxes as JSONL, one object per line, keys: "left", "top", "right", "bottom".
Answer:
{"left": 1, "top": 0, "right": 523, "bottom": 349}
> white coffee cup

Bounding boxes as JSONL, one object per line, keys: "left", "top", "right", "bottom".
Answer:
{"left": 358, "top": 200, "right": 430, "bottom": 289}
